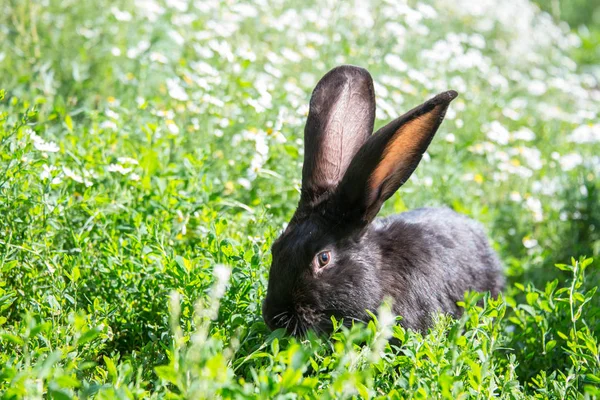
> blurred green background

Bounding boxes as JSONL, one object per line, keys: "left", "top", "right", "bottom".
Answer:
{"left": 0, "top": 0, "right": 599, "bottom": 398}
{"left": 534, "top": 0, "right": 600, "bottom": 68}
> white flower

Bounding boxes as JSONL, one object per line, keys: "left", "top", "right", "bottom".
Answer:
{"left": 498, "top": 161, "right": 533, "bottom": 178}
{"left": 517, "top": 146, "right": 543, "bottom": 170}
{"left": 377, "top": 304, "right": 396, "bottom": 332}
{"left": 526, "top": 197, "right": 543, "bottom": 222}
{"left": 247, "top": 98, "right": 266, "bottom": 113}
{"left": 168, "top": 30, "right": 185, "bottom": 46}
{"left": 165, "top": 0, "right": 187, "bottom": 12}
{"left": 469, "top": 33, "right": 486, "bottom": 49}
{"left": 192, "top": 61, "right": 219, "bottom": 76}
{"left": 211, "top": 264, "right": 231, "bottom": 299}
{"left": 40, "top": 164, "right": 62, "bottom": 184}
{"left": 100, "top": 120, "right": 117, "bottom": 131}
{"left": 559, "top": 153, "right": 583, "bottom": 171}
{"left": 34, "top": 141, "right": 60, "bottom": 153}
{"left": 502, "top": 108, "right": 520, "bottom": 120}
{"left": 166, "top": 79, "right": 189, "bottom": 101}
{"left": 485, "top": 121, "right": 510, "bottom": 145}
{"left": 512, "top": 127, "right": 536, "bottom": 141}
{"left": 237, "top": 178, "right": 251, "bottom": 190}
{"left": 281, "top": 48, "right": 301, "bottom": 63}
{"left": 107, "top": 164, "right": 132, "bottom": 174}
{"left": 237, "top": 47, "right": 257, "bottom": 62}
{"left": 129, "top": 173, "right": 141, "bottom": 181}
{"left": 249, "top": 154, "right": 265, "bottom": 176}
{"left": 105, "top": 109, "right": 119, "bottom": 120}
{"left": 117, "top": 157, "right": 139, "bottom": 165}
{"left": 40, "top": 164, "right": 56, "bottom": 180}
{"left": 63, "top": 167, "right": 93, "bottom": 187}
{"left": 30, "top": 131, "right": 60, "bottom": 153}
{"left": 133, "top": 0, "right": 164, "bottom": 21}
{"left": 272, "top": 130, "right": 287, "bottom": 143}
{"left": 532, "top": 177, "right": 561, "bottom": 196}
{"left": 384, "top": 54, "right": 408, "bottom": 72}
{"left": 523, "top": 237, "right": 538, "bottom": 248}
{"left": 150, "top": 52, "right": 168, "bottom": 64}
{"left": 255, "top": 135, "right": 269, "bottom": 156}
{"left": 568, "top": 124, "right": 600, "bottom": 144}
{"left": 126, "top": 40, "right": 150, "bottom": 59}
{"left": 166, "top": 120, "right": 180, "bottom": 135}
{"left": 527, "top": 80, "right": 547, "bottom": 96}
{"left": 111, "top": 7, "right": 132, "bottom": 22}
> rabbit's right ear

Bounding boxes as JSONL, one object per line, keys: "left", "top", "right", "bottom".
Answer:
{"left": 300, "top": 65, "right": 376, "bottom": 207}
{"left": 336, "top": 91, "right": 458, "bottom": 224}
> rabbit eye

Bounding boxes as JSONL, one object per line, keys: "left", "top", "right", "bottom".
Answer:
{"left": 316, "top": 251, "right": 331, "bottom": 268}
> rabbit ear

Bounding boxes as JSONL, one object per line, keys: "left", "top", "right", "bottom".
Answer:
{"left": 301, "top": 65, "right": 376, "bottom": 206}
{"left": 337, "top": 90, "right": 458, "bottom": 223}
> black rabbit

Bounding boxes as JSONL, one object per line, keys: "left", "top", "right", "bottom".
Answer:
{"left": 263, "top": 65, "right": 504, "bottom": 336}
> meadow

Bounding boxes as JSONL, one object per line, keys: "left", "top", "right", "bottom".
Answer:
{"left": 0, "top": 0, "right": 599, "bottom": 398}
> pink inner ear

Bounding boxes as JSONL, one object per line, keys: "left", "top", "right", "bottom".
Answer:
{"left": 368, "top": 111, "right": 439, "bottom": 199}
{"left": 316, "top": 81, "right": 374, "bottom": 187}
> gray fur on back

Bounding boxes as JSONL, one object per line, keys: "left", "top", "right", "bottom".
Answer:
{"left": 371, "top": 207, "right": 504, "bottom": 331}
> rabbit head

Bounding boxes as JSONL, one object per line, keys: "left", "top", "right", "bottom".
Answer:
{"left": 262, "top": 65, "right": 457, "bottom": 335}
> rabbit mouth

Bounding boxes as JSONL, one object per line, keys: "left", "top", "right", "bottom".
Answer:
{"left": 267, "top": 310, "right": 313, "bottom": 337}
{"left": 267, "top": 306, "right": 368, "bottom": 337}
{"left": 264, "top": 304, "right": 325, "bottom": 337}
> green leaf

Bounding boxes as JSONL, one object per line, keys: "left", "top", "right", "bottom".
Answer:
{"left": 78, "top": 328, "right": 101, "bottom": 346}
{"left": 284, "top": 145, "right": 299, "bottom": 158}
{"left": 555, "top": 263, "right": 571, "bottom": 271}
{"left": 49, "top": 388, "right": 72, "bottom": 400}
{"left": 467, "top": 361, "right": 482, "bottom": 390}
{"left": 65, "top": 114, "right": 73, "bottom": 132}
{"left": 1, "top": 333, "right": 24, "bottom": 345}
{"left": 155, "top": 365, "right": 179, "bottom": 386}
{"left": 357, "top": 382, "right": 370, "bottom": 399}
{"left": 174, "top": 255, "right": 191, "bottom": 273}
{"left": 103, "top": 356, "right": 117, "bottom": 381}
{"left": 557, "top": 331, "right": 569, "bottom": 340}
{"left": 586, "top": 374, "right": 600, "bottom": 384}
{"left": 580, "top": 257, "right": 593, "bottom": 270}
{"left": 55, "top": 375, "right": 81, "bottom": 389}
{"left": 39, "top": 350, "right": 63, "bottom": 379}
{"left": 545, "top": 340, "right": 557, "bottom": 353}
{"left": 526, "top": 292, "right": 539, "bottom": 305}
{"left": 29, "top": 321, "right": 51, "bottom": 338}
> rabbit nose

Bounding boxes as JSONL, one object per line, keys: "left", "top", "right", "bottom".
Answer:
{"left": 262, "top": 300, "right": 293, "bottom": 331}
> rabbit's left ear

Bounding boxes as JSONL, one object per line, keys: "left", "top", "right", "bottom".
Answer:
{"left": 300, "top": 65, "right": 376, "bottom": 207}
{"left": 336, "top": 90, "right": 458, "bottom": 223}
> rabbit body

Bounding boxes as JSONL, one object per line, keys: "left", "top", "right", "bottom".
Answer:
{"left": 262, "top": 65, "right": 504, "bottom": 335}
{"left": 369, "top": 207, "right": 503, "bottom": 331}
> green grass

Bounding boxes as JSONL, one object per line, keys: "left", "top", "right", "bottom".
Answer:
{"left": 532, "top": 0, "right": 600, "bottom": 72}
{"left": 1, "top": 0, "right": 599, "bottom": 398}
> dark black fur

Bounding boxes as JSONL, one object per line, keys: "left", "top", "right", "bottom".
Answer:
{"left": 262, "top": 65, "right": 504, "bottom": 335}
